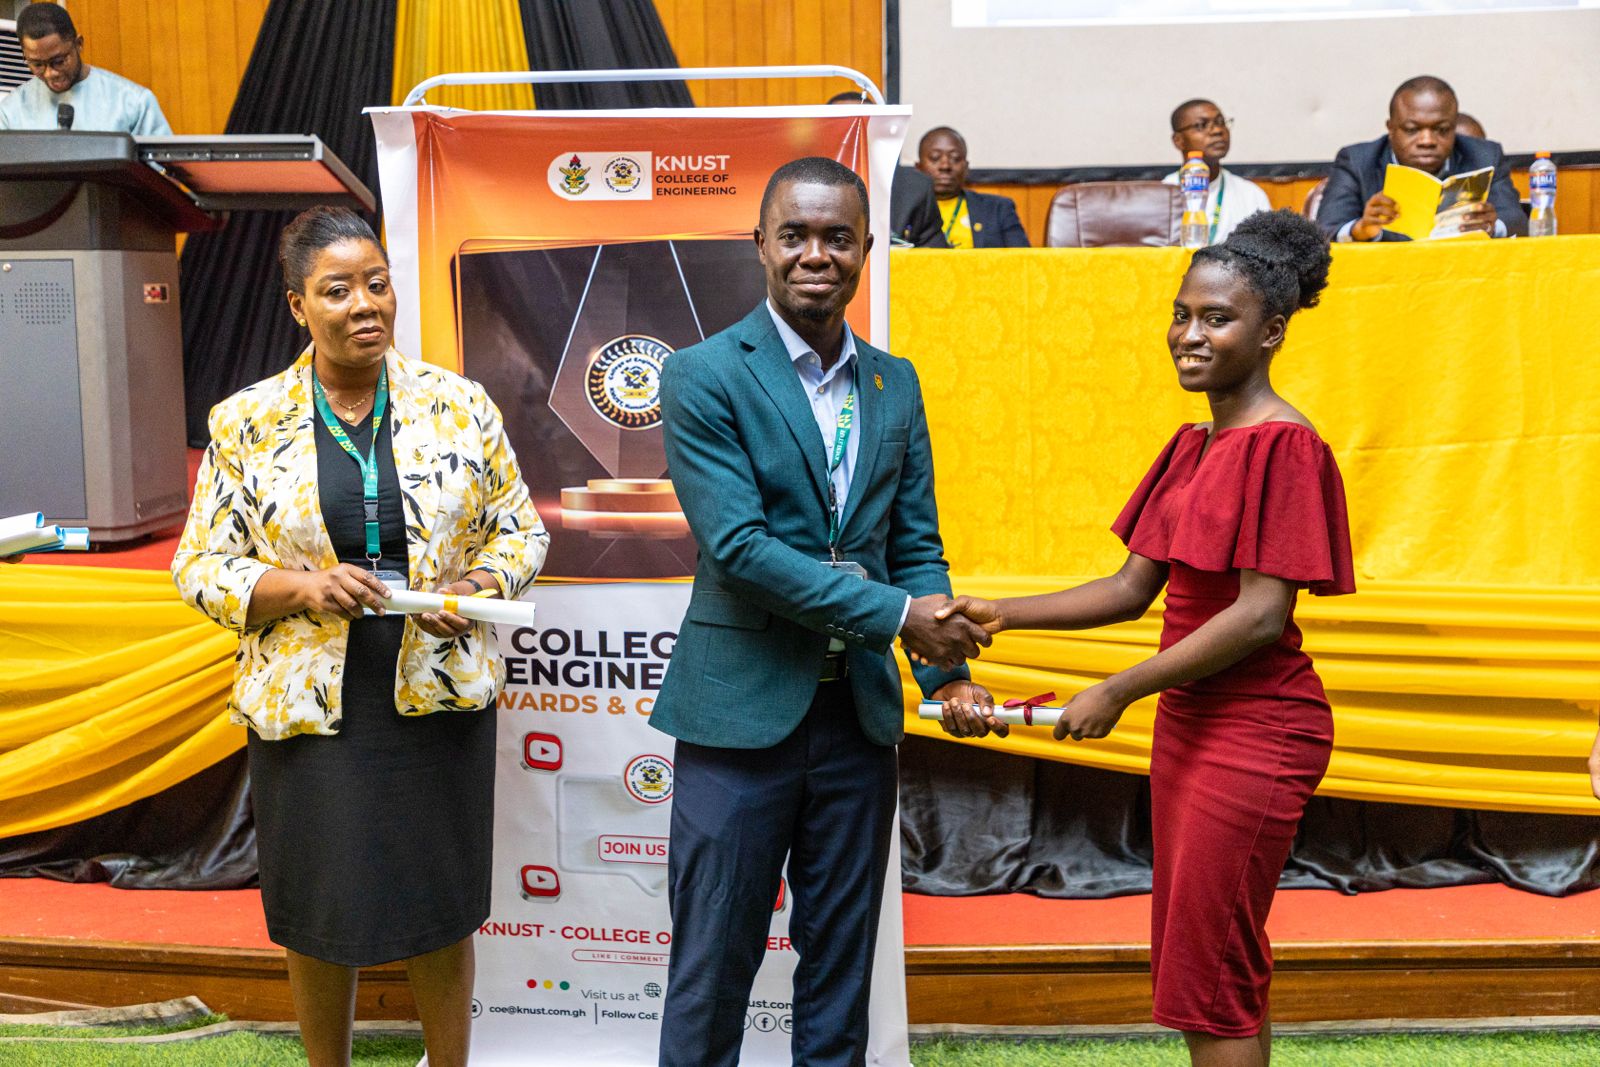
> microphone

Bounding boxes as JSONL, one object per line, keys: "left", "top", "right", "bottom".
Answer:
{"left": 56, "top": 104, "right": 74, "bottom": 130}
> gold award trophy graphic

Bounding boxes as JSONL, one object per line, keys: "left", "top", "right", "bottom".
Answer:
{"left": 554, "top": 330, "right": 688, "bottom": 539}
{"left": 546, "top": 243, "right": 702, "bottom": 554}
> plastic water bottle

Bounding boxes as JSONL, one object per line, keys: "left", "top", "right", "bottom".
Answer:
{"left": 1180, "top": 151, "right": 1210, "bottom": 249}
{"left": 1528, "top": 152, "right": 1557, "bottom": 237}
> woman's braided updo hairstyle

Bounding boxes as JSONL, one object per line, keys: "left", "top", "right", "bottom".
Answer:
{"left": 1190, "top": 209, "right": 1331, "bottom": 327}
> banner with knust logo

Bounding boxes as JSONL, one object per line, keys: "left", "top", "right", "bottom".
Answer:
{"left": 368, "top": 103, "right": 912, "bottom": 1065}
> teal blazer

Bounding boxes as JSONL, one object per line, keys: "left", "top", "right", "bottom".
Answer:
{"left": 652, "top": 303, "right": 967, "bottom": 749}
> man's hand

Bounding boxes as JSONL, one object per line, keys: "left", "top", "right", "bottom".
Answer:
{"left": 901, "top": 593, "right": 990, "bottom": 670}
{"left": 294, "top": 563, "right": 391, "bottom": 621}
{"left": 1351, "top": 192, "right": 1399, "bottom": 242}
{"left": 933, "top": 680, "right": 1008, "bottom": 739}
{"left": 934, "top": 595, "right": 1004, "bottom": 635}
{"left": 1458, "top": 200, "right": 1498, "bottom": 234}
{"left": 1053, "top": 682, "right": 1131, "bottom": 742}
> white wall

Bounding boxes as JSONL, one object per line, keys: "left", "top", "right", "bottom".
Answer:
{"left": 899, "top": 0, "right": 1600, "bottom": 167}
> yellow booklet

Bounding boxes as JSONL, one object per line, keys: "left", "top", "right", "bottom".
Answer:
{"left": 1381, "top": 163, "right": 1495, "bottom": 240}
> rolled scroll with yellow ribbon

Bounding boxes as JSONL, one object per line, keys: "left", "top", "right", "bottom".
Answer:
{"left": 380, "top": 588, "right": 537, "bottom": 628}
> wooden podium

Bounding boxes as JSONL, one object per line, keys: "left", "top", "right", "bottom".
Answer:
{"left": 0, "top": 132, "right": 372, "bottom": 542}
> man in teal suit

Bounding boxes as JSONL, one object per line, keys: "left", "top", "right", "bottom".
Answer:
{"left": 653, "top": 157, "right": 997, "bottom": 1066}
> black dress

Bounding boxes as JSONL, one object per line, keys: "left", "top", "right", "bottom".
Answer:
{"left": 246, "top": 405, "right": 496, "bottom": 967}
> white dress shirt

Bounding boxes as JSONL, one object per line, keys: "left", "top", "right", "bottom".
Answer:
{"left": 766, "top": 301, "right": 911, "bottom": 645}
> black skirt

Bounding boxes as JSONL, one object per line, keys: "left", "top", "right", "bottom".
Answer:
{"left": 246, "top": 403, "right": 495, "bottom": 967}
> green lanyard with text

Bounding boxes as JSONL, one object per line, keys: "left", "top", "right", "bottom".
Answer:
{"left": 825, "top": 372, "right": 857, "bottom": 562}
{"left": 1208, "top": 172, "right": 1227, "bottom": 245}
{"left": 311, "top": 364, "right": 390, "bottom": 563}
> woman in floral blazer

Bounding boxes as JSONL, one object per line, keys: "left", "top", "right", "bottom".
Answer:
{"left": 173, "top": 207, "right": 546, "bottom": 1067}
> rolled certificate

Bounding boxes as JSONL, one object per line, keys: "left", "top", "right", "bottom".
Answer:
{"left": 0, "top": 512, "right": 91, "bottom": 555}
{"left": 380, "top": 588, "right": 537, "bottom": 628}
{"left": 917, "top": 698, "right": 1065, "bottom": 727}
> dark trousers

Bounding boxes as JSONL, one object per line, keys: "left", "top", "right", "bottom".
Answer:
{"left": 658, "top": 681, "right": 897, "bottom": 1067}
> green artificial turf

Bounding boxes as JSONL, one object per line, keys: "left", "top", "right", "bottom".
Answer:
{"left": 0, "top": 1013, "right": 226, "bottom": 1040}
{"left": 0, "top": 1032, "right": 425, "bottom": 1066}
{"left": 3, "top": 1028, "right": 1598, "bottom": 1065}
{"left": 912, "top": 1031, "right": 1600, "bottom": 1067}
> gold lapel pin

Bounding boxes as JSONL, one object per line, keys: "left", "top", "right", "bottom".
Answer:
{"left": 874, "top": 373, "right": 884, "bottom": 391}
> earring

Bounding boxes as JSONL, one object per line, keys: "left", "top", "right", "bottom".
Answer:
{"left": 296, "top": 318, "right": 306, "bottom": 327}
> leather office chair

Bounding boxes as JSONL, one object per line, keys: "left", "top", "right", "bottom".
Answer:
{"left": 1045, "top": 182, "right": 1182, "bottom": 248}
{"left": 1302, "top": 178, "right": 1329, "bottom": 220}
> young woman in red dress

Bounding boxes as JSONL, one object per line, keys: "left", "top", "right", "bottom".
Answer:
{"left": 936, "top": 210, "right": 1354, "bottom": 1067}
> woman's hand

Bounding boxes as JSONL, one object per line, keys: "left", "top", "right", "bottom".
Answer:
{"left": 294, "top": 563, "right": 391, "bottom": 621}
{"left": 414, "top": 574, "right": 500, "bottom": 639}
{"left": 1053, "top": 682, "right": 1130, "bottom": 742}
{"left": 933, "top": 680, "right": 1008, "bottom": 739}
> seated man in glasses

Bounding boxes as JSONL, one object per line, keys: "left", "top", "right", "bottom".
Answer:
{"left": 1161, "top": 99, "right": 1271, "bottom": 245}
{"left": 0, "top": 2, "right": 172, "bottom": 135}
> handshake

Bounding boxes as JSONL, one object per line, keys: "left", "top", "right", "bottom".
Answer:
{"left": 899, "top": 594, "right": 1002, "bottom": 671}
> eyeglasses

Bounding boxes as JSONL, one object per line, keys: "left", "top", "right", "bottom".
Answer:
{"left": 1179, "top": 115, "right": 1234, "bottom": 135}
{"left": 24, "top": 50, "right": 76, "bottom": 74}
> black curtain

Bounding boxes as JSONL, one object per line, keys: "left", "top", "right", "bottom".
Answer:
{"left": 518, "top": 0, "right": 693, "bottom": 109}
{"left": 899, "top": 735, "right": 1600, "bottom": 898}
{"left": 179, "top": 0, "right": 397, "bottom": 446}
{"left": 0, "top": 752, "right": 256, "bottom": 889}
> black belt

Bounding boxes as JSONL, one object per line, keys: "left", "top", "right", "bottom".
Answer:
{"left": 820, "top": 650, "right": 849, "bottom": 683}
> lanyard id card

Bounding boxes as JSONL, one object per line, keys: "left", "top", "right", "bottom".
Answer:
{"left": 360, "top": 568, "right": 408, "bottom": 617}
{"left": 312, "top": 363, "right": 390, "bottom": 565}
{"left": 825, "top": 559, "right": 868, "bottom": 579}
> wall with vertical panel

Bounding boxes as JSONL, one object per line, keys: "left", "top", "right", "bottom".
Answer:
{"left": 654, "top": 0, "right": 883, "bottom": 107}
{"left": 69, "top": 0, "right": 269, "bottom": 134}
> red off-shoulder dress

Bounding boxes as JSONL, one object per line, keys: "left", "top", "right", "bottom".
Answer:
{"left": 1111, "top": 421, "right": 1355, "bottom": 1038}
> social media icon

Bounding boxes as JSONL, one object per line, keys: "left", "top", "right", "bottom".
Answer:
{"left": 520, "top": 865, "right": 561, "bottom": 899}
{"left": 523, "top": 732, "right": 563, "bottom": 771}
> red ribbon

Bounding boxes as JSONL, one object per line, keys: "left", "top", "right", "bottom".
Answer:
{"left": 1003, "top": 691, "right": 1057, "bottom": 727}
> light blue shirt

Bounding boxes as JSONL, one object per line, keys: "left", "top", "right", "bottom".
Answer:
{"left": 0, "top": 67, "right": 172, "bottom": 135}
{"left": 766, "top": 301, "right": 911, "bottom": 641}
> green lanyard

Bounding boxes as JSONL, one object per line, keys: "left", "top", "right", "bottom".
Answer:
{"left": 1208, "top": 172, "right": 1226, "bottom": 245}
{"left": 825, "top": 371, "right": 857, "bottom": 561}
{"left": 311, "top": 364, "right": 389, "bottom": 562}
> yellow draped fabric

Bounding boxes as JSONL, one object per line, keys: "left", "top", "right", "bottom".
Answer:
{"left": 4, "top": 238, "right": 1599, "bottom": 835}
{"left": 0, "top": 567, "right": 238, "bottom": 838}
{"left": 891, "top": 236, "right": 1600, "bottom": 814}
{"left": 391, "top": 0, "right": 537, "bottom": 111}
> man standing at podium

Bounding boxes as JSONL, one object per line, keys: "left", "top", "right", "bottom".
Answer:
{"left": 0, "top": 3, "right": 171, "bottom": 135}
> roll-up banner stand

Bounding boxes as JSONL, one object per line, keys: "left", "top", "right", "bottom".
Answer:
{"left": 370, "top": 66, "right": 912, "bottom": 1066}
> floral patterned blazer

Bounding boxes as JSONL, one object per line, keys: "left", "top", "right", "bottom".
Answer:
{"left": 173, "top": 347, "right": 548, "bottom": 740}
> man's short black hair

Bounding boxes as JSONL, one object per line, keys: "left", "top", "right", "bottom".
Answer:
{"left": 16, "top": 2, "right": 77, "bottom": 41}
{"left": 1170, "top": 98, "right": 1216, "bottom": 132}
{"left": 759, "top": 157, "right": 869, "bottom": 229}
{"left": 1390, "top": 76, "right": 1456, "bottom": 112}
{"left": 917, "top": 126, "right": 967, "bottom": 156}
{"left": 826, "top": 90, "right": 866, "bottom": 105}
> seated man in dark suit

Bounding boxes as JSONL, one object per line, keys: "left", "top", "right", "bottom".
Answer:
{"left": 827, "top": 90, "right": 948, "bottom": 247}
{"left": 1317, "top": 75, "right": 1526, "bottom": 241}
{"left": 916, "top": 126, "right": 1030, "bottom": 247}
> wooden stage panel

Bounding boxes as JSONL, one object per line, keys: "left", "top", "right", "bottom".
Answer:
{"left": 905, "top": 941, "right": 1600, "bottom": 1027}
{"left": 7, "top": 936, "right": 1600, "bottom": 1025}
{"left": 0, "top": 939, "right": 413, "bottom": 1020}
